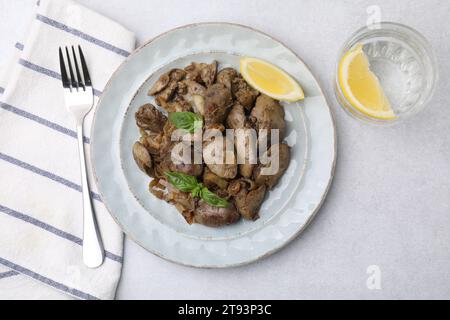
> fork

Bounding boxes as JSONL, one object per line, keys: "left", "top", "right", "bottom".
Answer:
{"left": 59, "top": 46, "right": 104, "bottom": 268}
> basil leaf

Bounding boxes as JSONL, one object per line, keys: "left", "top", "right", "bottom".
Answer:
{"left": 165, "top": 171, "right": 198, "bottom": 192}
{"left": 169, "top": 112, "right": 203, "bottom": 133}
{"left": 164, "top": 171, "right": 229, "bottom": 208}
{"left": 190, "top": 184, "right": 203, "bottom": 198}
{"left": 200, "top": 188, "right": 230, "bottom": 208}
{"left": 193, "top": 117, "right": 203, "bottom": 132}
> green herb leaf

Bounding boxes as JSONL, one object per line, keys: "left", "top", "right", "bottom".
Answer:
{"left": 165, "top": 171, "right": 198, "bottom": 193}
{"left": 190, "top": 183, "right": 203, "bottom": 198}
{"left": 169, "top": 112, "right": 203, "bottom": 133}
{"left": 200, "top": 188, "right": 230, "bottom": 208}
{"left": 164, "top": 171, "right": 229, "bottom": 208}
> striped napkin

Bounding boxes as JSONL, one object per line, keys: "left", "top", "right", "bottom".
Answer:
{"left": 0, "top": 0, "right": 135, "bottom": 300}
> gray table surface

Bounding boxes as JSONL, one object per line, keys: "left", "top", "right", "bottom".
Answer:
{"left": 1, "top": 0, "right": 449, "bottom": 300}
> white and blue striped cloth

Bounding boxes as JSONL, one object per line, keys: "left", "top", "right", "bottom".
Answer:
{"left": 0, "top": 0, "right": 135, "bottom": 300}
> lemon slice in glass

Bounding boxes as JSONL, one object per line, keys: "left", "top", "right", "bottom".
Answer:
{"left": 240, "top": 57, "right": 304, "bottom": 102}
{"left": 338, "top": 44, "right": 396, "bottom": 120}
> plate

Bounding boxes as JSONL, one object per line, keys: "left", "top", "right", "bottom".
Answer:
{"left": 91, "top": 23, "right": 336, "bottom": 268}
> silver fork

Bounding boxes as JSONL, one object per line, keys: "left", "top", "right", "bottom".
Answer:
{"left": 59, "top": 46, "right": 104, "bottom": 268}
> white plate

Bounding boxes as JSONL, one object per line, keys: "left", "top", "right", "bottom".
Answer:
{"left": 91, "top": 23, "right": 336, "bottom": 268}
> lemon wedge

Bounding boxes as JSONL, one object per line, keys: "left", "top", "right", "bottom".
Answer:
{"left": 338, "top": 44, "right": 395, "bottom": 120}
{"left": 240, "top": 57, "right": 304, "bottom": 102}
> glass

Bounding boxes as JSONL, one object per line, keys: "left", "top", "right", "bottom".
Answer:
{"left": 334, "top": 22, "right": 438, "bottom": 124}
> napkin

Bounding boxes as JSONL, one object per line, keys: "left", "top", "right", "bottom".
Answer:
{"left": 0, "top": 0, "right": 135, "bottom": 300}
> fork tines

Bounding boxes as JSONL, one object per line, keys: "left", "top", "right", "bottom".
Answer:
{"left": 58, "top": 45, "right": 92, "bottom": 90}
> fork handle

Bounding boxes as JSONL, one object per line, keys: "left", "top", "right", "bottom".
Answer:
{"left": 77, "top": 123, "right": 105, "bottom": 268}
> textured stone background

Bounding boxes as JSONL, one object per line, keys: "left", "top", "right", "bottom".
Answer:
{"left": 1, "top": 0, "right": 449, "bottom": 299}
